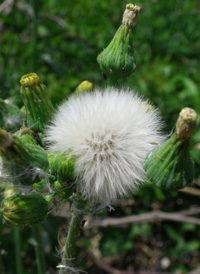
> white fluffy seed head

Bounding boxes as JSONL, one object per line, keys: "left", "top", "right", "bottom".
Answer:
{"left": 45, "top": 88, "right": 164, "bottom": 204}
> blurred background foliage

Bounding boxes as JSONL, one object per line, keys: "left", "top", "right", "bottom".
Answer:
{"left": 0, "top": 0, "right": 200, "bottom": 273}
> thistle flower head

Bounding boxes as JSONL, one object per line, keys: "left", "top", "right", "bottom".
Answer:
{"left": 45, "top": 88, "right": 164, "bottom": 204}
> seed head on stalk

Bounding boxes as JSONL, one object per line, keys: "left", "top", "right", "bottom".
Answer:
{"left": 46, "top": 88, "right": 164, "bottom": 205}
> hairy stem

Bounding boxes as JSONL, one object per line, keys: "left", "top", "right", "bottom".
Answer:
{"left": 59, "top": 201, "right": 84, "bottom": 274}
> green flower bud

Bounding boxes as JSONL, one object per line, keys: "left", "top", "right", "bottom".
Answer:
{"left": 144, "top": 108, "right": 197, "bottom": 191}
{"left": 97, "top": 4, "right": 141, "bottom": 82}
{"left": 54, "top": 180, "right": 73, "bottom": 200}
{"left": 0, "top": 128, "right": 49, "bottom": 185}
{"left": 74, "top": 80, "right": 93, "bottom": 95}
{"left": 20, "top": 73, "right": 53, "bottom": 132}
{"left": 48, "top": 153, "right": 76, "bottom": 183}
{"left": 1, "top": 193, "right": 49, "bottom": 227}
{"left": 0, "top": 98, "right": 22, "bottom": 131}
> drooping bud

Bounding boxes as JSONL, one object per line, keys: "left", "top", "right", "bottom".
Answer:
{"left": 20, "top": 73, "right": 53, "bottom": 132}
{"left": 0, "top": 98, "right": 22, "bottom": 131}
{"left": 97, "top": 4, "right": 141, "bottom": 82}
{"left": 0, "top": 128, "right": 49, "bottom": 185}
{"left": 74, "top": 80, "right": 93, "bottom": 95}
{"left": 144, "top": 108, "right": 197, "bottom": 191}
{"left": 1, "top": 193, "right": 49, "bottom": 227}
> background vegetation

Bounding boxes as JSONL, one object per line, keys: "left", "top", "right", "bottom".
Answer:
{"left": 0, "top": 0, "right": 200, "bottom": 273}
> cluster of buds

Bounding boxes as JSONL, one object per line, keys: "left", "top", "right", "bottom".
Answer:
{"left": 0, "top": 73, "right": 76, "bottom": 227}
{"left": 0, "top": 4, "right": 198, "bottom": 230}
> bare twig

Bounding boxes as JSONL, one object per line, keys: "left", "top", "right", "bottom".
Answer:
{"left": 179, "top": 186, "right": 200, "bottom": 197}
{"left": 85, "top": 208, "right": 200, "bottom": 228}
{"left": 93, "top": 256, "right": 174, "bottom": 274}
{"left": 42, "top": 13, "right": 67, "bottom": 28}
{"left": 0, "top": 0, "right": 13, "bottom": 14}
{"left": 188, "top": 267, "right": 200, "bottom": 274}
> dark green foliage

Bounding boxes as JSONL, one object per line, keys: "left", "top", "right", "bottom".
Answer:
{"left": 100, "top": 223, "right": 152, "bottom": 256}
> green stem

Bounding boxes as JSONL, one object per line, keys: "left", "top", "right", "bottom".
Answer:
{"left": 14, "top": 227, "right": 23, "bottom": 274}
{"left": 30, "top": 0, "right": 38, "bottom": 71}
{"left": 59, "top": 201, "right": 84, "bottom": 274}
{"left": 31, "top": 225, "right": 46, "bottom": 274}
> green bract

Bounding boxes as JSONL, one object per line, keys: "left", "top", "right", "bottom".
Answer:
{"left": 48, "top": 153, "right": 76, "bottom": 183}
{"left": 1, "top": 193, "right": 49, "bottom": 227}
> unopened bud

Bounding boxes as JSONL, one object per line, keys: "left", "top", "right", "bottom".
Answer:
{"left": 20, "top": 73, "right": 53, "bottom": 132}
{"left": 48, "top": 153, "right": 76, "bottom": 183}
{"left": 144, "top": 107, "right": 198, "bottom": 191}
{"left": 97, "top": 3, "right": 141, "bottom": 82}
{"left": 1, "top": 193, "right": 49, "bottom": 227}
{"left": 74, "top": 80, "right": 93, "bottom": 95}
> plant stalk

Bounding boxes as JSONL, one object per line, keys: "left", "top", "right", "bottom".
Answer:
{"left": 59, "top": 202, "right": 84, "bottom": 274}
{"left": 31, "top": 225, "right": 46, "bottom": 274}
{"left": 14, "top": 227, "right": 23, "bottom": 274}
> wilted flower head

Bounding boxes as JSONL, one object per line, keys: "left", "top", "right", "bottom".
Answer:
{"left": 46, "top": 88, "right": 164, "bottom": 204}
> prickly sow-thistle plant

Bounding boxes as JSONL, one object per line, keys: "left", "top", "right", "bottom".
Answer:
{"left": 45, "top": 89, "right": 164, "bottom": 204}
{"left": 0, "top": 3, "right": 198, "bottom": 274}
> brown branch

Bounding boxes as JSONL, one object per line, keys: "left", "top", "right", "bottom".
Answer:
{"left": 188, "top": 267, "right": 200, "bottom": 274}
{"left": 42, "top": 13, "right": 67, "bottom": 28}
{"left": 93, "top": 257, "right": 173, "bottom": 274}
{"left": 94, "top": 257, "right": 200, "bottom": 274}
{"left": 179, "top": 186, "right": 200, "bottom": 197}
{"left": 85, "top": 208, "right": 200, "bottom": 228}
